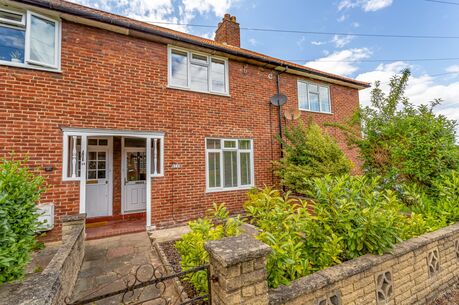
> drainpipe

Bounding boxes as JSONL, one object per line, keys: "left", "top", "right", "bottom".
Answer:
{"left": 276, "top": 66, "right": 288, "bottom": 158}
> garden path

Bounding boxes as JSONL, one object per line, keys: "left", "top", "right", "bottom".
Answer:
{"left": 70, "top": 232, "right": 179, "bottom": 305}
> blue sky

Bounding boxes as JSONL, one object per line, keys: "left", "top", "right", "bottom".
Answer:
{"left": 70, "top": 0, "right": 459, "bottom": 131}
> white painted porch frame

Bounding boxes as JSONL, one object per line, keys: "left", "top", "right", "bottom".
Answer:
{"left": 61, "top": 128, "right": 165, "bottom": 230}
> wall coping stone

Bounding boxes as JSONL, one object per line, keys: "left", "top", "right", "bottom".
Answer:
{"left": 205, "top": 234, "right": 272, "bottom": 267}
{"left": 62, "top": 213, "right": 86, "bottom": 223}
{"left": 268, "top": 222, "right": 459, "bottom": 305}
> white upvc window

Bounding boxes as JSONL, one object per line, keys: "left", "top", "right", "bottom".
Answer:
{"left": 0, "top": 6, "right": 61, "bottom": 71}
{"left": 168, "top": 46, "right": 229, "bottom": 95}
{"left": 206, "top": 138, "right": 254, "bottom": 192}
{"left": 298, "top": 80, "right": 332, "bottom": 113}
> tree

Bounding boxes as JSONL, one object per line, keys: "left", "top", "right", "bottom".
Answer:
{"left": 275, "top": 121, "right": 353, "bottom": 195}
{"left": 337, "top": 69, "right": 459, "bottom": 190}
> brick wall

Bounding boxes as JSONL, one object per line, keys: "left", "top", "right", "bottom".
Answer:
{"left": 0, "top": 19, "right": 361, "bottom": 241}
{"left": 268, "top": 223, "right": 459, "bottom": 305}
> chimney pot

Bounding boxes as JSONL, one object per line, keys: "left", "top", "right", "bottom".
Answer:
{"left": 214, "top": 14, "right": 240, "bottom": 47}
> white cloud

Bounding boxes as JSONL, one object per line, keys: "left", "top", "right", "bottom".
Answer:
{"left": 331, "top": 35, "right": 354, "bottom": 48}
{"left": 311, "top": 40, "right": 326, "bottom": 46}
{"left": 337, "top": 14, "right": 348, "bottom": 22}
{"left": 352, "top": 21, "right": 360, "bottom": 28}
{"left": 305, "top": 48, "right": 372, "bottom": 76}
{"left": 338, "top": 0, "right": 393, "bottom": 12}
{"left": 248, "top": 38, "right": 258, "bottom": 46}
{"left": 356, "top": 62, "right": 459, "bottom": 133}
{"left": 446, "top": 65, "right": 459, "bottom": 74}
{"left": 69, "top": 0, "right": 237, "bottom": 33}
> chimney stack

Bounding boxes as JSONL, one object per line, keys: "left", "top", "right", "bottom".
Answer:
{"left": 214, "top": 14, "right": 240, "bottom": 47}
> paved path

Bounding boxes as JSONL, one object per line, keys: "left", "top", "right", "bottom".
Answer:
{"left": 71, "top": 232, "right": 178, "bottom": 305}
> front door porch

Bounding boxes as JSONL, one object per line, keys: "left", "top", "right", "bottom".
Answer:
{"left": 62, "top": 128, "right": 164, "bottom": 235}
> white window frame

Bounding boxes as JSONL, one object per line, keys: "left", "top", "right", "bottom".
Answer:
{"left": 0, "top": 7, "right": 25, "bottom": 27}
{"left": 0, "top": 6, "right": 61, "bottom": 72}
{"left": 297, "top": 80, "right": 332, "bottom": 114}
{"left": 205, "top": 138, "right": 255, "bottom": 193}
{"left": 168, "top": 45, "right": 230, "bottom": 96}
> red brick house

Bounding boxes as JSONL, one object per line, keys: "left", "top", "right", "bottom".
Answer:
{"left": 0, "top": 0, "right": 369, "bottom": 241}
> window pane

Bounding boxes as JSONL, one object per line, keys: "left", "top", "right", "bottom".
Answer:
{"left": 0, "top": 26, "right": 25, "bottom": 63}
{"left": 320, "top": 86, "right": 331, "bottom": 113}
{"left": 298, "top": 82, "right": 308, "bottom": 110}
{"left": 208, "top": 152, "right": 221, "bottom": 188}
{"left": 97, "top": 170, "right": 106, "bottom": 179}
{"left": 223, "top": 151, "right": 237, "bottom": 187}
{"left": 239, "top": 140, "right": 251, "bottom": 150}
{"left": 151, "top": 138, "right": 161, "bottom": 175}
{"left": 29, "top": 15, "right": 56, "bottom": 66}
{"left": 0, "top": 10, "right": 23, "bottom": 23}
{"left": 171, "top": 50, "right": 188, "bottom": 87}
{"left": 87, "top": 170, "right": 96, "bottom": 179}
{"left": 206, "top": 139, "right": 221, "bottom": 149}
{"left": 98, "top": 139, "right": 108, "bottom": 146}
{"left": 308, "top": 84, "right": 318, "bottom": 93}
{"left": 88, "top": 139, "right": 98, "bottom": 146}
{"left": 309, "top": 92, "right": 320, "bottom": 112}
{"left": 67, "top": 135, "right": 81, "bottom": 178}
{"left": 190, "top": 63, "right": 208, "bottom": 91}
{"left": 211, "top": 59, "right": 226, "bottom": 93}
{"left": 224, "top": 140, "right": 236, "bottom": 148}
{"left": 191, "top": 53, "right": 208, "bottom": 64}
{"left": 240, "top": 152, "right": 251, "bottom": 185}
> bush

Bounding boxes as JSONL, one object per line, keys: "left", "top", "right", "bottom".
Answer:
{"left": 244, "top": 177, "right": 411, "bottom": 288}
{"left": 275, "top": 122, "right": 353, "bottom": 195}
{"left": 336, "top": 69, "right": 459, "bottom": 191}
{"left": 0, "top": 159, "right": 44, "bottom": 283}
{"left": 175, "top": 204, "right": 245, "bottom": 293}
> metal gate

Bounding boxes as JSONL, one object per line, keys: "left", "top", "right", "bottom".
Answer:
{"left": 65, "top": 264, "right": 211, "bottom": 305}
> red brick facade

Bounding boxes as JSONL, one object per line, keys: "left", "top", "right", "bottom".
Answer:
{"left": 0, "top": 17, "right": 361, "bottom": 241}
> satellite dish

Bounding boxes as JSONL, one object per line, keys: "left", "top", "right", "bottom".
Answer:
{"left": 284, "top": 109, "right": 301, "bottom": 120}
{"left": 270, "top": 94, "right": 287, "bottom": 106}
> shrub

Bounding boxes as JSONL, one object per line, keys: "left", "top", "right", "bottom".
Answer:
{"left": 336, "top": 69, "right": 459, "bottom": 191}
{"left": 245, "top": 177, "right": 410, "bottom": 288}
{"left": 175, "top": 204, "right": 245, "bottom": 293}
{"left": 275, "top": 121, "right": 353, "bottom": 195}
{"left": 0, "top": 159, "right": 44, "bottom": 283}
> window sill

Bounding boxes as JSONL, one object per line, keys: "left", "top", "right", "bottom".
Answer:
{"left": 167, "top": 85, "right": 231, "bottom": 97}
{"left": 0, "top": 61, "right": 61, "bottom": 73}
{"left": 298, "top": 109, "right": 334, "bottom": 115}
{"left": 206, "top": 185, "right": 254, "bottom": 193}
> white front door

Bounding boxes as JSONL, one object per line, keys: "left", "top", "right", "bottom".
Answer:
{"left": 123, "top": 147, "right": 147, "bottom": 213}
{"left": 85, "top": 138, "right": 112, "bottom": 217}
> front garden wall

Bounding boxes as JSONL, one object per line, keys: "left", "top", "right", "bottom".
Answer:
{"left": 268, "top": 223, "right": 459, "bottom": 305}
{"left": 0, "top": 215, "right": 85, "bottom": 305}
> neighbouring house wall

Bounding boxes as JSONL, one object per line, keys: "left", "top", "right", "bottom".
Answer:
{"left": 205, "top": 224, "right": 459, "bottom": 305}
{"left": 0, "top": 18, "right": 360, "bottom": 241}
{"left": 0, "top": 215, "right": 85, "bottom": 305}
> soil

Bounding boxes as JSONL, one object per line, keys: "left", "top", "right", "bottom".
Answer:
{"left": 430, "top": 283, "right": 459, "bottom": 305}
{"left": 158, "top": 240, "right": 204, "bottom": 302}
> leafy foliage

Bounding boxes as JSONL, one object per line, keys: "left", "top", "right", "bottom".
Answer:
{"left": 245, "top": 177, "right": 408, "bottom": 288}
{"left": 0, "top": 159, "right": 44, "bottom": 283}
{"left": 175, "top": 204, "right": 245, "bottom": 293}
{"left": 336, "top": 69, "right": 459, "bottom": 190}
{"left": 275, "top": 121, "right": 353, "bottom": 194}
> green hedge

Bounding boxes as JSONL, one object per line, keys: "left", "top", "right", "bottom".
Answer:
{"left": 0, "top": 159, "right": 44, "bottom": 283}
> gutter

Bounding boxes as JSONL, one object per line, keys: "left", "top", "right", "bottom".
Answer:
{"left": 12, "top": 0, "right": 370, "bottom": 89}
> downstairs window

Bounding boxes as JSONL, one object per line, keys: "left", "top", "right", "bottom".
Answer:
{"left": 206, "top": 138, "right": 254, "bottom": 191}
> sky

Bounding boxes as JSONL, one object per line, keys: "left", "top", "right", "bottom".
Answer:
{"left": 69, "top": 0, "right": 459, "bottom": 134}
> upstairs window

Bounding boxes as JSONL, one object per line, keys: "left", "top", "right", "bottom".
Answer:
{"left": 298, "top": 81, "right": 331, "bottom": 113}
{"left": 0, "top": 6, "right": 60, "bottom": 70}
{"left": 206, "top": 138, "right": 254, "bottom": 192}
{"left": 168, "top": 47, "right": 229, "bottom": 95}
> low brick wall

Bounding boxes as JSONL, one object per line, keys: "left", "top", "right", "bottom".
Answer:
{"left": 269, "top": 223, "right": 459, "bottom": 305}
{"left": 1, "top": 214, "right": 85, "bottom": 305}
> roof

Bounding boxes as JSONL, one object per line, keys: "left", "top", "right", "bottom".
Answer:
{"left": 12, "top": 0, "right": 370, "bottom": 89}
